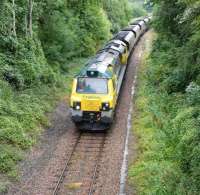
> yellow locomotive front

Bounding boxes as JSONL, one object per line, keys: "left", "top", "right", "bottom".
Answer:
{"left": 70, "top": 75, "right": 116, "bottom": 127}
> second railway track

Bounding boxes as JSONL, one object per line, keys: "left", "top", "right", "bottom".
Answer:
{"left": 52, "top": 132, "right": 107, "bottom": 195}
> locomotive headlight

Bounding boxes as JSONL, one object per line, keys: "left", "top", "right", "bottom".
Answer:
{"left": 76, "top": 105, "right": 80, "bottom": 110}
{"left": 101, "top": 102, "right": 110, "bottom": 111}
{"left": 73, "top": 102, "right": 81, "bottom": 110}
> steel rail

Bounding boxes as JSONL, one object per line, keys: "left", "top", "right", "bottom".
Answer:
{"left": 88, "top": 134, "right": 106, "bottom": 195}
{"left": 52, "top": 133, "right": 82, "bottom": 195}
{"left": 52, "top": 132, "right": 106, "bottom": 195}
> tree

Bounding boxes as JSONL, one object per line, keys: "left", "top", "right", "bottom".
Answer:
{"left": 28, "top": 0, "right": 33, "bottom": 37}
{"left": 12, "top": 0, "right": 16, "bottom": 36}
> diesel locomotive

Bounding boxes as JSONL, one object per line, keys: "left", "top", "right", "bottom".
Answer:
{"left": 70, "top": 17, "right": 151, "bottom": 130}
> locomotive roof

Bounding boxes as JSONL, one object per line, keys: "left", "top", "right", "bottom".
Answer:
{"left": 104, "top": 40, "right": 126, "bottom": 54}
{"left": 122, "top": 25, "right": 139, "bottom": 32}
{"left": 108, "top": 39, "right": 127, "bottom": 47}
{"left": 97, "top": 47, "right": 120, "bottom": 56}
{"left": 77, "top": 51, "right": 118, "bottom": 78}
{"left": 113, "top": 31, "right": 135, "bottom": 42}
{"left": 130, "top": 17, "right": 145, "bottom": 24}
{"left": 114, "top": 31, "right": 130, "bottom": 38}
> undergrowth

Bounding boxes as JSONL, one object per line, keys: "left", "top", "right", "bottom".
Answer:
{"left": 129, "top": 21, "right": 200, "bottom": 195}
{"left": 0, "top": 58, "right": 86, "bottom": 187}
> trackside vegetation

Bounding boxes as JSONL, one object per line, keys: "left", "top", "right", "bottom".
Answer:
{"left": 0, "top": 0, "right": 140, "bottom": 187}
{"left": 129, "top": 0, "right": 200, "bottom": 194}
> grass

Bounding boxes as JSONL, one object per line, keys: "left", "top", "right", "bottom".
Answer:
{"left": 128, "top": 49, "right": 183, "bottom": 195}
{"left": 128, "top": 31, "right": 164, "bottom": 194}
{"left": 0, "top": 58, "right": 86, "bottom": 192}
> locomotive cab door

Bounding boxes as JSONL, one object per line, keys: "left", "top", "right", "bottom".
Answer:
{"left": 111, "top": 76, "right": 117, "bottom": 107}
{"left": 121, "top": 47, "right": 129, "bottom": 65}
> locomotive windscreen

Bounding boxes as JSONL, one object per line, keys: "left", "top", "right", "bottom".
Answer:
{"left": 76, "top": 78, "right": 108, "bottom": 94}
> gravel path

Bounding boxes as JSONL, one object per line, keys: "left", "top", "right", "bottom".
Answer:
{"left": 4, "top": 31, "right": 152, "bottom": 195}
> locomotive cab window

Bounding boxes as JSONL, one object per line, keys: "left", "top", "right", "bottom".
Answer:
{"left": 76, "top": 78, "right": 108, "bottom": 94}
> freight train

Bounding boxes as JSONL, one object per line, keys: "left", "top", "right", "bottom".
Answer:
{"left": 70, "top": 17, "right": 151, "bottom": 130}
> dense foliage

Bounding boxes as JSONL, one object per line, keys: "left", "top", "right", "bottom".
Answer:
{"left": 130, "top": 0, "right": 200, "bottom": 194}
{"left": 0, "top": 0, "right": 135, "bottom": 188}
{"left": 129, "top": 0, "right": 148, "bottom": 18}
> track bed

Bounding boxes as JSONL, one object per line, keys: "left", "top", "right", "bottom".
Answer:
{"left": 53, "top": 132, "right": 106, "bottom": 195}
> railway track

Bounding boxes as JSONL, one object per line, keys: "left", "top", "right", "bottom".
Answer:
{"left": 52, "top": 132, "right": 106, "bottom": 195}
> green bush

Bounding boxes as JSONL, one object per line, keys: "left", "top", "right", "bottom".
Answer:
{"left": 0, "top": 145, "right": 22, "bottom": 173}
{"left": 129, "top": 59, "right": 200, "bottom": 194}
{"left": 131, "top": 2, "right": 147, "bottom": 18}
{"left": 102, "top": 0, "right": 132, "bottom": 33}
{"left": 78, "top": 6, "right": 111, "bottom": 56}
